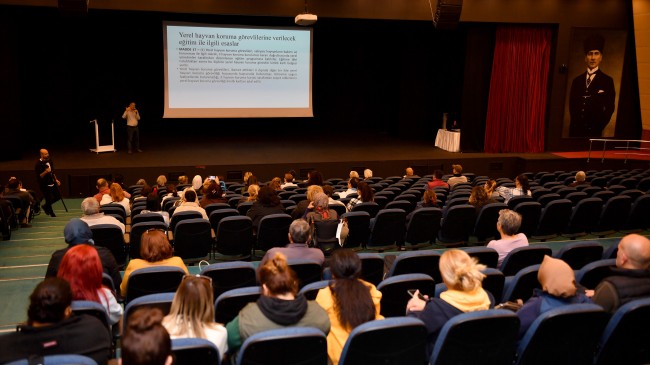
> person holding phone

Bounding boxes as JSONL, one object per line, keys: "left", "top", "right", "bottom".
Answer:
{"left": 122, "top": 101, "right": 141, "bottom": 154}
{"left": 406, "top": 249, "right": 491, "bottom": 358}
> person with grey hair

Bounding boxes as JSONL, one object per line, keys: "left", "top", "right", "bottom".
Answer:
{"left": 363, "top": 169, "right": 373, "bottom": 179}
{"left": 79, "top": 197, "right": 125, "bottom": 233}
{"left": 306, "top": 192, "right": 338, "bottom": 224}
{"left": 568, "top": 171, "right": 589, "bottom": 187}
{"left": 486, "top": 209, "right": 529, "bottom": 268}
{"left": 259, "top": 219, "right": 325, "bottom": 266}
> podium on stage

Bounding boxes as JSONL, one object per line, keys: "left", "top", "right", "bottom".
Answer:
{"left": 89, "top": 119, "right": 117, "bottom": 154}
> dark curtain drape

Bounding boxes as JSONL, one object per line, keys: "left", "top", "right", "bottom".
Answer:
{"left": 484, "top": 25, "right": 552, "bottom": 153}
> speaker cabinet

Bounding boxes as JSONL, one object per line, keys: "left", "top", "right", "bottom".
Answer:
{"left": 58, "top": 0, "right": 88, "bottom": 16}
{"left": 434, "top": 0, "right": 463, "bottom": 30}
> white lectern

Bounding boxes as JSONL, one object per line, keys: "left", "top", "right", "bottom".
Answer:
{"left": 89, "top": 119, "right": 116, "bottom": 154}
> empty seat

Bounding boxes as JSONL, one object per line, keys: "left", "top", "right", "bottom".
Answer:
{"left": 200, "top": 261, "right": 257, "bottom": 300}
{"left": 514, "top": 202, "right": 542, "bottom": 237}
{"left": 553, "top": 241, "right": 604, "bottom": 270}
{"left": 385, "top": 250, "right": 442, "bottom": 282}
{"left": 367, "top": 208, "right": 406, "bottom": 252}
{"left": 593, "top": 195, "right": 632, "bottom": 237}
{"left": 472, "top": 202, "right": 508, "bottom": 242}
{"left": 437, "top": 205, "right": 475, "bottom": 247}
{"left": 574, "top": 259, "right": 616, "bottom": 289}
{"left": 562, "top": 198, "right": 604, "bottom": 238}
{"left": 376, "top": 273, "right": 436, "bottom": 318}
{"left": 404, "top": 207, "right": 442, "bottom": 249}
{"left": 499, "top": 245, "right": 552, "bottom": 277}
{"left": 213, "top": 216, "right": 254, "bottom": 261}
{"left": 236, "top": 327, "right": 328, "bottom": 365}
{"left": 214, "top": 286, "right": 261, "bottom": 324}
{"left": 531, "top": 199, "right": 572, "bottom": 241}
{"left": 594, "top": 297, "right": 650, "bottom": 365}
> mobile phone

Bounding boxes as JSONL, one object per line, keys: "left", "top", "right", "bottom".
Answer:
{"left": 407, "top": 289, "right": 426, "bottom": 300}
{"left": 209, "top": 176, "right": 216, "bottom": 181}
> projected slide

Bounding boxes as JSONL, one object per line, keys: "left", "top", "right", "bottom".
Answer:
{"left": 163, "top": 22, "right": 313, "bottom": 118}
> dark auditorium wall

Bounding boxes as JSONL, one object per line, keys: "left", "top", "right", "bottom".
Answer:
{"left": 0, "top": 0, "right": 640, "bottom": 155}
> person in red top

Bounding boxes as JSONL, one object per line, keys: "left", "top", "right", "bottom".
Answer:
{"left": 427, "top": 170, "right": 449, "bottom": 190}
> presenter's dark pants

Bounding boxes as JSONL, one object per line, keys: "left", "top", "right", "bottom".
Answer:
{"left": 127, "top": 126, "right": 140, "bottom": 152}
{"left": 41, "top": 186, "right": 60, "bottom": 216}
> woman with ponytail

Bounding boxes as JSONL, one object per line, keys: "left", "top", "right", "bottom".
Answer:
{"left": 225, "top": 252, "right": 330, "bottom": 353}
{"left": 406, "top": 249, "right": 492, "bottom": 357}
{"left": 316, "top": 249, "right": 383, "bottom": 365}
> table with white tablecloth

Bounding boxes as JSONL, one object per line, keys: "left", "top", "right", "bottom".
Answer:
{"left": 435, "top": 129, "right": 461, "bottom": 152}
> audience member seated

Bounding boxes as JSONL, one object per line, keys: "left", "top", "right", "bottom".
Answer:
{"left": 46, "top": 218, "right": 122, "bottom": 290}
{"left": 406, "top": 249, "right": 491, "bottom": 358}
{"left": 260, "top": 219, "right": 325, "bottom": 266}
{"left": 281, "top": 172, "right": 298, "bottom": 189}
{"left": 587, "top": 234, "right": 650, "bottom": 313}
{"left": 133, "top": 184, "right": 152, "bottom": 205}
{"left": 406, "top": 189, "right": 439, "bottom": 224}
{"left": 495, "top": 174, "right": 532, "bottom": 204}
{"left": 346, "top": 181, "right": 374, "bottom": 211}
{"left": 2, "top": 177, "right": 34, "bottom": 227}
{"left": 0, "top": 278, "right": 112, "bottom": 365}
{"left": 306, "top": 170, "right": 324, "bottom": 186}
{"left": 306, "top": 193, "right": 338, "bottom": 224}
{"left": 568, "top": 171, "right": 590, "bottom": 187}
{"left": 80, "top": 197, "right": 125, "bottom": 233}
{"left": 427, "top": 169, "right": 449, "bottom": 190}
{"left": 447, "top": 164, "right": 468, "bottom": 187}
{"left": 177, "top": 175, "right": 202, "bottom": 200}
{"left": 291, "top": 185, "right": 324, "bottom": 220}
{"left": 349, "top": 170, "right": 360, "bottom": 179}
{"left": 486, "top": 209, "right": 529, "bottom": 268}
{"left": 122, "top": 307, "right": 173, "bottom": 365}
{"left": 517, "top": 255, "right": 592, "bottom": 338}
{"left": 246, "top": 185, "right": 286, "bottom": 231}
{"left": 225, "top": 252, "right": 330, "bottom": 353}
{"left": 403, "top": 167, "right": 419, "bottom": 179}
{"left": 120, "top": 229, "right": 189, "bottom": 297}
{"left": 100, "top": 182, "right": 131, "bottom": 216}
{"left": 484, "top": 179, "right": 499, "bottom": 199}
{"left": 269, "top": 177, "right": 283, "bottom": 192}
{"left": 141, "top": 192, "right": 170, "bottom": 226}
{"left": 469, "top": 185, "right": 497, "bottom": 214}
{"left": 156, "top": 175, "right": 168, "bottom": 191}
{"left": 93, "top": 178, "right": 110, "bottom": 203}
{"left": 323, "top": 185, "right": 347, "bottom": 211}
{"left": 160, "top": 183, "right": 178, "bottom": 207}
{"left": 177, "top": 175, "right": 189, "bottom": 186}
{"left": 338, "top": 177, "right": 359, "bottom": 199}
{"left": 162, "top": 275, "right": 228, "bottom": 358}
{"left": 113, "top": 173, "right": 131, "bottom": 199}
{"left": 316, "top": 249, "right": 383, "bottom": 365}
{"left": 200, "top": 180, "right": 227, "bottom": 208}
{"left": 363, "top": 169, "right": 373, "bottom": 180}
{"left": 241, "top": 174, "right": 259, "bottom": 195}
{"left": 172, "top": 189, "right": 208, "bottom": 220}
{"left": 57, "top": 245, "right": 123, "bottom": 325}
{"left": 239, "top": 184, "right": 259, "bottom": 206}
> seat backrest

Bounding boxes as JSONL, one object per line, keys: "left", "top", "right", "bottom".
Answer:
{"left": 128, "top": 221, "right": 168, "bottom": 260}
{"left": 532, "top": 199, "right": 572, "bottom": 240}
{"left": 405, "top": 207, "right": 442, "bottom": 247}
{"left": 172, "top": 338, "right": 221, "bottom": 365}
{"left": 237, "top": 201, "right": 254, "bottom": 216}
{"left": 386, "top": 250, "right": 442, "bottom": 282}
{"left": 431, "top": 309, "right": 519, "bottom": 365}
{"left": 313, "top": 220, "right": 340, "bottom": 256}
{"left": 553, "top": 241, "right": 604, "bottom": 270}
{"left": 99, "top": 204, "right": 126, "bottom": 221}
{"left": 473, "top": 203, "right": 508, "bottom": 242}
{"left": 351, "top": 202, "right": 380, "bottom": 218}
{"left": 377, "top": 273, "right": 436, "bottom": 317}
{"left": 200, "top": 261, "right": 257, "bottom": 300}
{"left": 214, "top": 286, "right": 261, "bottom": 324}
{"left": 131, "top": 212, "right": 166, "bottom": 226}
{"left": 357, "top": 253, "right": 385, "bottom": 286}
{"left": 173, "top": 218, "right": 212, "bottom": 262}
{"left": 501, "top": 264, "right": 541, "bottom": 302}
{"left": 367, "top": 208, "right": 406, "bottom": 250}
{"left": 123, "top": 292, "right": 175, "bottom": 334}
{"left": 125, "top": 266, "right": 186, "bottom": 305}
{"left": 507, "top": 195, "right": 534, "bottom": 210}
{"left": 514, "top": 304, "right": 609, "bottom": 365}
{"left": 564, "top": 191, "right": 588, "bottom": 205}
{"left": 513, "top": 202, "right": 542, "bottom": 237}
{"left": 90, "top": 224, "right": 127, "bottom": 266}
{"left": 340, "top": 211, "right": 370, "bottom": 250}
{"left": 328, "top": 204, "right": 347, "bottom": 218}
{"left": 574, "top": 259, "right": 616, "bottom": 289}
{"left": 170, "top": 210, "right": 203, "bottom": 233}
{"left": 204, "top": 203, "right": 231, "bottom": 217}
{"left": 70, "top": 300, "right": 110, "bottom": 330}
{"left": 236, "top": 327, "right": 328, "bottom": 365}
{"left": 596, "top": 195, "right": 632, "bottom": 233}
{"left": 287, "top": 259, "right": 323, "bottom": 289}
{"left": 500, "top": 245, "right": 552, "bottom": 276}
{"left": 594, "top": 297, "right": 650, "bottom": 365}
{"left": 256, "top": 213, "right": 292, "bottom": 251}
{"left": 438, "top": 205, "right": 475, "bottom": 245}
{"left": 339, "top": 317, "right": 428, "bottom": 365}
{"left": 461, "top": 246, "right": 499, "bottom": 268}
{"left": 298, "top": 279, "right": 330, "bottom": 300}
{"left": 214, "top": 216, "right": 254, "bottom": 259}
{"left": 592, "top": 190, "right": 615, "bottom": 203}
{"left": 625, "top": 194, "right": 650, "bottom": 230}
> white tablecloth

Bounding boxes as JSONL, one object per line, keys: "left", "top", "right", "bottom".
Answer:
{"left": 435, "top": 129, "right": 461, "bottom": 152}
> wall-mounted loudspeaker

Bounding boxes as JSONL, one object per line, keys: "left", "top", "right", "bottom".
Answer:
{"left": 433, "top": 0, "right": 463, "bottom": 30}
{"left": 58, "top": 0, "right": 88, "bottom": 16}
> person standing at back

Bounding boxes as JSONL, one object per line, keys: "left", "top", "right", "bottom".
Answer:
{"left": 35, "top": 148, "right": 61, "bottom": 217}
{"left": 122, "top": 102, "right": 142, "bottom": 154}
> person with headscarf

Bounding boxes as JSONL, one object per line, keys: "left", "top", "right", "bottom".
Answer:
{"left": 516, "top": 255, "right": 592, "bottom": 338}
{"left": 45, "top": 218, "right": 122, "bottom": 291}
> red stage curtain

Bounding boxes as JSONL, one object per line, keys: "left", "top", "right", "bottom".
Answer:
{"left": 484, "top": 26, "right": 552, "bottom": 153}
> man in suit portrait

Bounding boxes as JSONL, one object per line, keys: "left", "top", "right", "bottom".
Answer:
{"left": 568, "top": 33, "right": 616, "bottom": 138}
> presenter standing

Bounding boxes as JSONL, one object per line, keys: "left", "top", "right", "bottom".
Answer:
{"left": 35, "top": 149, "right": 61, "bottom": 217}
{"left": 122, "top": 102, "right": 142, "bottom": 154}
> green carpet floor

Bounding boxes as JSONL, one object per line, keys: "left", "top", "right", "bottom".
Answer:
{"left": 0, "top": 197, "right": 644, "bottom": 333}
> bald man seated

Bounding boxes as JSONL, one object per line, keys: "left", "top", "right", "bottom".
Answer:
{"left": 589, "top": 234, "right": 650, "bottom": 313}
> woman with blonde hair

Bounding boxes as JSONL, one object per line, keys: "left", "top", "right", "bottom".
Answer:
{"left": 100, "top": 182, "right": 131, "bottom": 216}
{"left": 484, "top": 179, "right": 499, "bottom": 199}
{"left": 291, "top": 184, "right": 324, "bottom": 219}
{"left": 406, "top": 249, "right": 491, "bottom": 357}
{"left": 225, "top": 252, "right": 330, "bottom": 353}
{"left": 163, "top": 275, "right": 228, "bottom": 357}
